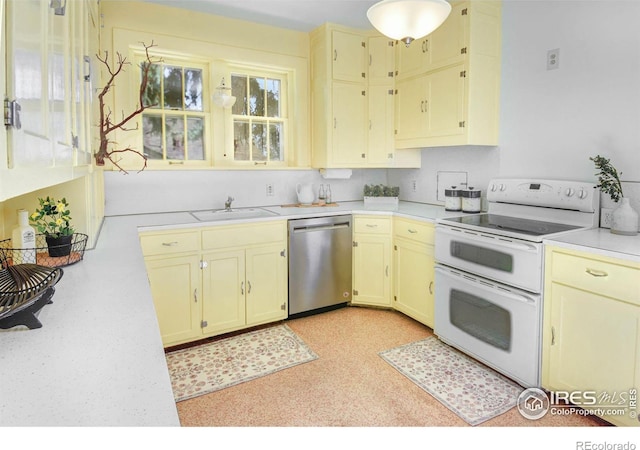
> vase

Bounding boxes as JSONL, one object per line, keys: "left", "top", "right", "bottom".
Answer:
{"left": 610, "top": 198, "right": 639, "bottom": 236}
{"left": 45, "top": 234, "right": 74, "bottom": 257}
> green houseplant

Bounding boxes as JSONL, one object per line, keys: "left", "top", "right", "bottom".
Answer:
{"left": 30, "top": 196, "right": 75, "bottom": 256}
{"left": 590, "top": 155, "right": 638, "bottom": 236}
{"left": 363, "top": 184, "right": 400, "bottom": 207}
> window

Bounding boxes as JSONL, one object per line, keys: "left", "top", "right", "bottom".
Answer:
{"left": 140, "top": 58, "right": 209, "bottom": 162}
{"left": 230, "top": 70, "right": 287, "bottom": 164}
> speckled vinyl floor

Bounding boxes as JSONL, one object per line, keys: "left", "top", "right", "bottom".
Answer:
{"left": 175, "top": 306, "right": 608, "bottom": 428}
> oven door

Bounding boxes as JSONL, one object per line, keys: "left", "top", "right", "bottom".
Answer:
{"left": 434, "top": 265, "right": 541, "bottom": 388}
{"left": 435, "top": 225, "right": 543, "bottom": 293}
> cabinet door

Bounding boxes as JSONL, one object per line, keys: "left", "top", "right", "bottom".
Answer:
{"left": 245, "top": 244, "right": 287, "bottom": 326}
{"left": 352, "top": 234, "right": 391, "bottom": 307}
{"left": 145, "top": 254, "right": 201, "bottom": 347}
{"left": 393, "top": 239, "right": 435, "bottom": 328}
{"left": 332, "top": 82, "right": 368, "bottom": 166}
{"left": 428, "top": 63, "right": 466, "bottom": 138}
{"left": 332, "top": 30, "right": 366, "bottom": 83}
{"left": 202, "top": 250, "right": 246, "bottom": 335}
{"left": 424, "top": 1, "right": 466, "bottom": 72}
{"left": 395, "top": 37, "right": 429, "bottom": 79}
{"left": 394, "top": 75, "right": 429, "bottom": 142}
{"left": 368, "top": 36, "right": 395, "bottom": 84}
{"left": 544, "top": 283, "right": 640, "bottom": 427}
{"left": 367, "top": 85, "right": 394, "bottom": 167}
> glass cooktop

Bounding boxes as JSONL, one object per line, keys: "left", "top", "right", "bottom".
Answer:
{"left": 442, "top": 214, "right": 583, "bottom": 237}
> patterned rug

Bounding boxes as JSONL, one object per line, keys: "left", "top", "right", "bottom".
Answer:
{"left": 379, "top": 336, "right": 524, "bottom": 425}
{"left": 166, "top": 324, "right": 318, "bottom": 402}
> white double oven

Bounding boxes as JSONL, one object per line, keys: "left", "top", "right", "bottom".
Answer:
{"left": 434, "top": 179, "right": 599, "bottom": 388}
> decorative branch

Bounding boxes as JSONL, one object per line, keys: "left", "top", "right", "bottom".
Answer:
{"left": 95, "top": 41, "right": 161, "bottom": 173}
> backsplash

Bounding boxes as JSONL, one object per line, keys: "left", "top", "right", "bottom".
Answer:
{"left": 104, "top": 169, "right": 387, "bottom": 216}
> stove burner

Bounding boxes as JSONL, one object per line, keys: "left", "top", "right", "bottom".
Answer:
{"left": 443, "top": 214, "right": 582, "bottom": 237}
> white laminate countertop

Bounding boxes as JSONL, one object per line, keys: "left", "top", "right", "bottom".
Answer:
{"left": 0, "top": 201, "right": 457, "bottom": 426}
{"left": 544, "top": 228, "right": 640, "bottom": 263}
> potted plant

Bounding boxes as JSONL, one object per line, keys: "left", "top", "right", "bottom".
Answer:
{"left": 590, "top": 155, "right": 638, "bottom": 236}
{"left": 363, "top": 184, "right": 400, "bottom": 206}
{"left": 30, "top": 197, "right": 75, "bottom": 256}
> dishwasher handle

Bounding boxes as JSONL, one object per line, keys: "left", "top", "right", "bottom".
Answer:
{"left": 291, "top": 222, "right": 350, "bottom": 233}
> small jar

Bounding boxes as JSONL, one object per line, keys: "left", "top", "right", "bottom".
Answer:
{"left": 444, "top": 186, "right": 462, "bottom": 211}
{"left": 461, "top": 187, "right": 482, "bottom": 213}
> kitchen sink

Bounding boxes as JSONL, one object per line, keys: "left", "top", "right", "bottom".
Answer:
{"left": 189, "top": 207, "right": 279, "bottom": 222}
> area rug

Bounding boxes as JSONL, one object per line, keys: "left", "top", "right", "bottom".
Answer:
{"left": 379, "top": 336, "right": 524, "bottom": 425}
{"left": 166, "top": 324, "right": 318, "bottom": 402}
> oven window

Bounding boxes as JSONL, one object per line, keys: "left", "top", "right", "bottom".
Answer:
{"left": 450, "top": 241, "right": 513, "bottom": 272}
{"left": 450, "top": 289, "right": 511, "bottom": 351}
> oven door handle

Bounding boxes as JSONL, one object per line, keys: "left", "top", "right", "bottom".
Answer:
{"left": 438, "top": 226, "right": 539, "bottom": 253}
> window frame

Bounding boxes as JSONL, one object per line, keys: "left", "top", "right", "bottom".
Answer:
{"left": 223, "top": 64, "right": 290, "bottom": 167}
{"left": 133, "top": 51, "right": 212, "bottom": 168}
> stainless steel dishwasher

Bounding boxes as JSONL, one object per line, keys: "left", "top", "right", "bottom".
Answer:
{"left": 288, "top": 215, "right": 352, "bottom": 318}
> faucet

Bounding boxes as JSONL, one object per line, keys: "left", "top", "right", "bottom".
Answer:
{"left": 224, "top": 196, "right": 234, "bottom": 211}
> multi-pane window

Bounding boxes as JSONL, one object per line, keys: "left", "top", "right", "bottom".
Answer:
{"left": 141, "top": 59, "right": 209, "bottom": 162}
{"left": 231, "top": 72, "right": 286, "bottom": 163}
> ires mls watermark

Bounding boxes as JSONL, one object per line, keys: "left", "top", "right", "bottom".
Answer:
{"left": 516, "top": 387, "right": 638, "bottom": 421}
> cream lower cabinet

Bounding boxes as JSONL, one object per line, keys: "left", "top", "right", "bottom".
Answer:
{"left": 542, "top": 246, "right": 640, "bottom": 427}
{"left": 392, "top": 218, "right": 435, "bottom": 328}
{"left": 141, "top": 221, "right": 287, "bottom": 347}
{"left": 352, "top": 215, "right": 392, "bottom": 307}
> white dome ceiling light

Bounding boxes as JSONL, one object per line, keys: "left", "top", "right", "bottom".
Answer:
{"left": 367, "top": 0, "right": 452, "bottom": 47}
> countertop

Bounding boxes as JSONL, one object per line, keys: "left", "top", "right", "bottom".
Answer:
{"left": 544, "top": 228, "right": 640, "bottom": 263}
{"left": 3, "top": 200, "right": 638, "bottom": 426}
{"left": 0, "top": 201, "right": 456, "bottom": 426}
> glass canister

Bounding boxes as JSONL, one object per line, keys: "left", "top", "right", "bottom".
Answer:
{"left": 461, "top": 187, "right": 482, "bottom": 213}
{"left": 444, "top": 186, "right": 462, "bottom": 211}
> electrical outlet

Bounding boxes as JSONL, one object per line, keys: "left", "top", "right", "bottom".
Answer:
{"left": 411, "top": 180, "right": 417, "bottom": 193}
{"left": 547, "top": 48, "right": 560, "bottom": 70}
{"left": 600, "top": 208, "right": 613, "bottom": 228}
{"left": 266, "top": 183, "right": 274, "bottom": 196}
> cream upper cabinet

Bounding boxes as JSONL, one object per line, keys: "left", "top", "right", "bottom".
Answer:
{"left": 395, "top": 2, "right": 466, "bottom": 79}
{"left": 1, "top": 0, "right": 97, "bottom": 201}
{"left": 542, "top": 246, "right": 640, "bottom": 427}
{"left": 331, "top": 29, "right": 367, "bottom": 83}
{"left": 352, "top": 215, "right": 392, "bottom": 307}
{"left": 392, "top": 218, "right": 435, "bottom": 328}
{"left": 310, "top": 24, "right": 420, "bottom": 169}
{"left": 394, "top": 1, "right": 502, "bottom": 149}
{"left": 140, "top": 221, "right": 288, "bottom": 347}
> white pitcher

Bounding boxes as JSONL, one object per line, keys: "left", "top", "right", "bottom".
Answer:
{"left": 296, "top": 183, "right": 314, "bottom": 205}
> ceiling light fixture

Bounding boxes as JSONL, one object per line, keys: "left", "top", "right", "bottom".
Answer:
{"left": 367, "top": 0, "right": 452, "bottom": 47}
{"left": 212, "top": 77, "right": 236, "bottom": 109}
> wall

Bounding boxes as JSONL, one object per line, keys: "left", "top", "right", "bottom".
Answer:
{"left": 104, "top": 169, "right": 387, "bottom": 216}
{"left": 390, "top": 0, "right": 640, "bottom": 214}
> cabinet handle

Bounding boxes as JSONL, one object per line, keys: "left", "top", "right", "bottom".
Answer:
{"left": 334, "top": 117, "right": 337, "bottom": 129}
{"left": 334, "top": 49, "right": 337, "bottom": 61}
{"left": 161, "top": 241, "right": 178, "bottom": 246}
{"left": 385, "top": 265, "right": 389, "bottom": 277}
{"left": 551, "top": 326, "right": 555, "bottom": 345}
{"left": 247, "top": 280, "right": 252, "bottom": 294}
{"left": 194, "top": 288, "right": 198, "bottom": 303}
{"left": 241, "top": 281, "right": 244, "bottom": 295}
{"left": 420, "top": 100, "right": 424, "bottom": 113}
{"left": 428, "top": 281, "right": 433, "bottom": 295}
{"left": 422, "top": 39, "right": 428, "bottom": 53}
{"left": 366, "top": 224, "right": 378, "bottom": 228}
{"left": 408, "top": 229, "right": 418, "bottom": 234}
{"left": 585, "top": 268, "right": 608, "bottom": 277}
{"left": 369, "top": 54, "right": 372, "bottom": 66}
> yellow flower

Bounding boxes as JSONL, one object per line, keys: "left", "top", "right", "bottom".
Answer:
{"left": 30, "top": 213, "right": 38, "bottom": 220}
{"left": 56, "top": 218, "right": 64, "bottom": 226}
{"left": 56, "top": 202, "right": 66, "bottom": 211}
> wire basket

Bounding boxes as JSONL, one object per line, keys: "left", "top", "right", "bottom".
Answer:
{"left": 0, "top": 233, "right": 88, "bottom": 269}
